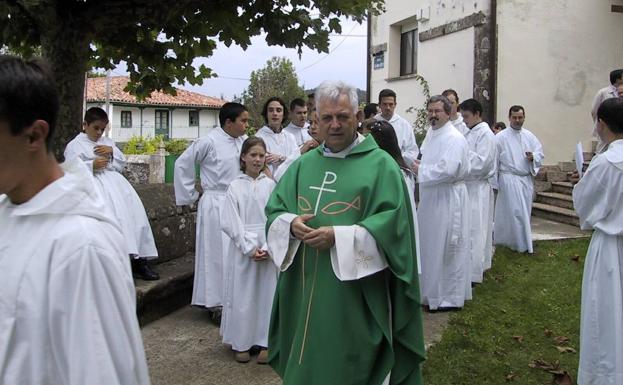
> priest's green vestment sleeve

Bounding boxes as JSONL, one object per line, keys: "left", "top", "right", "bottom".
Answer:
{"left": 265, "top": 135, "right": 425, "bottom": 385}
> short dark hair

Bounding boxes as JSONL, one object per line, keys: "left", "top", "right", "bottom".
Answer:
{"left": 307, "top": 93, "right": 314, "bottom": 99}
{"left": 239, "top": 136, "right": 267, "bottom": 171}
{"left": 458, "top": 98, "right": 482, "bottom": 116}
{"left": 0, "top": 55, "right": 59, "bottom": 150}
{"left": 289, "top": 98, "right": 306, "bottom": 111}
{"left": 378, "top": 89, "right": 397, "bottom": 102}
{"left": 219, "top": 102, "right": 247, "bottom": 127}
{"left": 442, "top": 89, "right": 459, "bottom": 103}
{"left": 597, "top": 97, "right": 623, "bottom": 134}
{"left": 427, "top": 95, "right": 452, "bottom": 115}
{"left": 508, "top": 105, "right": 525, "bottom": 117}
{"left": 493, "top": 122, "right": 506, "bottom": 130}
{"left": 261, "top": 97, "right": 288, "bottom": 125}
{"left": 84, "top": 107, "right": 109, "bottom": 124}
{"left": 610, "top": 69, "right": 623, "bottom": 85}
{"left": 363, "top": 103, "right": 378, "bottom": 119}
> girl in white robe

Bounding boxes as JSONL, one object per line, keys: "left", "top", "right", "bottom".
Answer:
{"left": 64, "top": 107, "right": 159, "bottom": 280}
{"left": 220, "top": 137, "right": 278, "bottom": 364}
{"left": 255, "top": 97, "right": 300, "bottom": 177}
{"left": 573, "top": 98, "right": 623, "bottom": 385}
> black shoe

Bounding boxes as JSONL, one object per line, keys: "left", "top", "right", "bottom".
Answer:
{"left": 132, "top": 259, "right": 160, "bottom": 281}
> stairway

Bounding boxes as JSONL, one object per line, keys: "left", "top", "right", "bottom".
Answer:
{"left": 531, "top": 149, "right": 594, "bottom": 227}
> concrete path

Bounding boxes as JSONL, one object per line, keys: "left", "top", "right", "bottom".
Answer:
{"left": 142, "top": 306, "right": 449, "bottom": 385}
{"left": 142, "top": 216, "right": 589, "bottom": 385}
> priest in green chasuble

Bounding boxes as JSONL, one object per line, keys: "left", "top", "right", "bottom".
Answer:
{"left": 265, "top": 80, "right": 425, "bottom": 385}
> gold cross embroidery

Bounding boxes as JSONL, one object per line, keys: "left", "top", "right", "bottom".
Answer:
{"left": 355, "top": 251, "right": 373, "bottom": 269}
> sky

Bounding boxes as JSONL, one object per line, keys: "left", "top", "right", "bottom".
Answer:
{"left": 112, "top": 18, "right": 368, "bottom": 101}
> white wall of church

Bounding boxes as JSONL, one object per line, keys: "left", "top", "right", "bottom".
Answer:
{"left": 369, "top": 0, "right": 489, "bottom": 127}
{"left": 496, "top": 0, "right": 623, "bottom": 163}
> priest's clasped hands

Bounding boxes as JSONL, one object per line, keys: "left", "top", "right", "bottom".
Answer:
{"left": 291, "top": 214, "right": 335, "bottom": 250}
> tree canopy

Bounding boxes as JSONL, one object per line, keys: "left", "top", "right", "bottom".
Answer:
{"left": 242, "top": 57, "right": 306, "bottom": 129}
{"left": 0, "top": 0, "right": 383, "bottom": 158}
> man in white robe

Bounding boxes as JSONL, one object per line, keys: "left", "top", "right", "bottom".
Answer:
{"left": 591, "top": 70, "right": 623, "bottom": 153}
{"left": 0, "top": 55, "right": 150, "bottom": 385}
{"left": 174, "top": 102, "right": 248, "bottom": 311}
{"left": 442, "top": 89, "right": 469, "bottom": 135}
{"left": 459, "top": 99, "right": 497, "bottom": 282}
{"left": 573, "top": 97, "right": 623, "bottom": 385}
{"left": 494, "top": 105, "right": 544, "bottom": 253}
{"left": 415, "top": 95, "right": 472, "bottom": 310}
{"left": 374, "top": 88, "right": 420, "bottom": 166}
{"left": 283, "top": 97, "right": 318, "bottom": 154}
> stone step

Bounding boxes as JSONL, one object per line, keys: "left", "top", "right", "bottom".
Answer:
{"left": 550, "top": 181, "right": 573, "bottom": 195}
{"left": 135, "top": 253, "right": 194, "bottom": 326}
{"left": 535, "top": 192, "right": 574, "bottom": 210}
{"left": 545, "top": 170, "right": 569, "bottom": 182}
{"left": 532, "top": 202, "right": 579, "bottom": 227}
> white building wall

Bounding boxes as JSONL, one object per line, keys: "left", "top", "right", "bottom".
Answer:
{"left": 496, "top": 0, "right": 623, "bottom": 163}
{"left": 370, "top": 0, "right": 489, "bottom": 125}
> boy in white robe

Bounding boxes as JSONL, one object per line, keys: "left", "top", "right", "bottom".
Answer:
{"left": 64, "top": 107, "right": 159, "bottom": 280}
{"left": 283, "top": 97, "right": 317, "bottom": 153}
{"left": 174, "top": 102, "right": 248, "bottom": 314}
{"left": 255, "top": 97, "right": 300, "bottom": 176}
{"left": 573, "top": 97, "right": 623, "bottom": 385}
{"left": 459, "top": 99, "right": 497, "bottom": 282}
{"left": 414, "top": 95, "right": 472, "bottom": 310}
{"left": 0, "top": 55, "right": 150, "bottom": 385}
{"left": 442, "top": 89, "right": 469, "bottom": 136}
{"left": 494, "top": 105, "right": 544, "bottom": 253}
{"left": 220, "top": 137, "right": 277, "bottom": 364}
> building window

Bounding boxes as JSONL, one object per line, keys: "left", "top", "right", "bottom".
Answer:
{"left": 373, "top": 53, "right": 385, "bottom": 70}
{"left": 120, "top": 111, "right": 132, "bottom": 128}
{"left": 400, "top": 29, "right": 417, "bottom": 76}
{"left": 189, "top": 110, "right": 199, "bottom": 126}
{"left": 155, "top": 110, "right": 170, "bottom": 139}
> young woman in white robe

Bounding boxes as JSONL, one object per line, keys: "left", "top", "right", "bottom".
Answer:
{"left": 365, "top": 120, "right": 422, "bottom": 275}
{"left": 220, "top": 137, "right": 278, "bottom": 364}
{"left": 573, "top": 98, "right": 623, "bottom": 385}
{"left": 64, "top": 107, "right": 159, "bottom": 280}
{"left": 255, "top": 97, "right": 300, "bottom": 177}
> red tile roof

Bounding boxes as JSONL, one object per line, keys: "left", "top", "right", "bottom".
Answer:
{"left": 86, "top": 76, "right": 226, "bottom": 108}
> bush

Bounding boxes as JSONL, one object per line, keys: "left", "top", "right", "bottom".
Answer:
{"left": 165, "top": 139, "right": 189, "bottom": 156}
{"left": 124, "top": 135, "right": 163, "bottom": 155}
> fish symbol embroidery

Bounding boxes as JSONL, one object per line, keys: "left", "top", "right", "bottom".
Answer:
{"left": 298, "top": 196, "right": 313, "bottom": 213}
{"left": 320, "top": 196, "right": 361, "bottom": 215}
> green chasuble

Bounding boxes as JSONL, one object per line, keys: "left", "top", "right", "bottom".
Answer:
{"left": 266, "top": 135, "right": 425, "bottom": 385}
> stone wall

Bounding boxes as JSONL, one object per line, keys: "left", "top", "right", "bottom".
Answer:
{"left": 134, "top": 183, "right": 196, "bottom": 263}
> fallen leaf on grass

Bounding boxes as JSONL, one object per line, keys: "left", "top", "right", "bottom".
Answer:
{"left": 552, "top": 371, "right": 574, "bottom": 385}
{"left": 505, "top": 372, "right": 518, "bottom": 382}
{"left": 544, "top": 329, "right": 554, "bottom": 337}
{"left": 512, "top": 335, "right": 524, "bottom": 343}
{"left": 555, "top": 346, "right": 577, "bottom": 354}
{"left": 554, "top": 336, "right": 570, "bottom": 346}
{"left": 529, "top": 358, "right": 559, "bottom": 371}
{"left": 570, "top": 255, "right": 580, "bottom": 263}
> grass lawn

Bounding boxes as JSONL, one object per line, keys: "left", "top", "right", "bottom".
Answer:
{"left": 422, "top": 238, "right": 590, "bottom": 385}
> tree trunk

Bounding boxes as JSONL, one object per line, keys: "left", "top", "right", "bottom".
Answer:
{"left": 39, "top": 9, "right": 90, "bottom": 161}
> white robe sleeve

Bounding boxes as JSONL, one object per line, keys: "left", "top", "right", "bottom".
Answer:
{"left": 107, "top": 145, "right": 127, "bottom": 173}
{"left": 330, "top": 225, "right": 388, "bottom": 281}
{"left": 220, "top": 189, "right": 261, "bottom": 257}
{"left": 174, "top": 139, "right": 210, "bottom": 205}
{"left": 48, "top": 245, "right": 150, "bottom": 385}
{"left": 468, "top": 133, "right": 496, "bottom": 179}
{"left": 528, "top": 133, "right": 544, "bottom": 176}
{"left": 418, "top": 141, "right": 466, "bottom": 186}
{"left": 401, "top": 127, "right": 420, "bottom": 167}
{"left": 573, "top": 160, "right": 608, "bottom": 230}
{"left": 64, "top": 141, "right": 94, "bottom": 172}
{"left": 267, "top": 213, "right": 300, "bottom": 271}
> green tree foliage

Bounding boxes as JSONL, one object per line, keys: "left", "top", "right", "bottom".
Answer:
{"left": 0, "top": 0, "right": 384, "bottom": 159}
{"left": 242, "top": 57, "right": 305, "bottom": 128}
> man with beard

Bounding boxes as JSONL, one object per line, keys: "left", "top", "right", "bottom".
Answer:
{"left": 414, "top": 95, "right": 471, "bottom": 310}
{"left": 494, "top": 105, "right": 544, "bottom": 253}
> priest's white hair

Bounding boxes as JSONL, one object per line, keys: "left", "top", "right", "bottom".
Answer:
{"left": 315, "top": 80, "right": 359, "bottom": 113}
